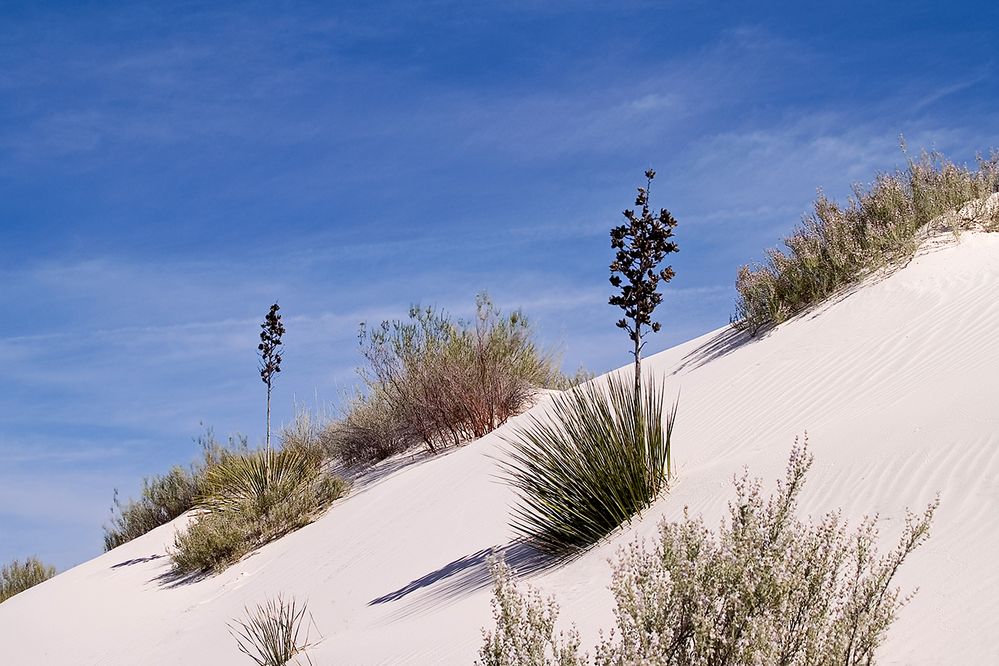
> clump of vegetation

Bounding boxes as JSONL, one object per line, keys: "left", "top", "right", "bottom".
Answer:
{"left": 502, "top": 374, "right": 677, "bottom": 554}
{"left": 477, "top": 558, "right": 584, "bottom": 666}
{"left": 609, "top": 168, "right": 679, "bottom": 393}
{"left": 325, "top": 389, "right": 413, "bottom": 467}
{"left": 171, "top": 447, "right": 348, "bottom": 574}
{"left": 482, "top": 441, "right": 938, "bottom": 665}
{"left": 0, "top": 557, "right": 57, "bottom": 604}
{"left": 104, "top": 466, "right": 198, "bottom": 551}
{"left": 734, "top": 148, "right": 999, "bottom": 334}
{"left": 356, "top": 293, "right": 558, "bottom": 456}
{"left": 103, "top": 430, "right": 247, "bottom": 551}
{"left": 230, "top": 594, "right": 318, "bottom": 666}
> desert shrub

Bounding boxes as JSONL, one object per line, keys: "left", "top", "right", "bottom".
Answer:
{"left": 359, "top": 293, "right": 558, "bottom": 454}
{"left": 279, "top": 409, "right": 333, "bottom": 467}
{"left": 103, "top": 430, "right": 249, "bottom": 551}
{"left": 326, "top": 389, "right": 412, "bottom": 467}
{"left": 171, "top": 448, "right": 348, "bottom": 574}
{"left": 501, "top": 373, "right": 678, "bottom": 554}
{"left": 0, "top": 557, "right": 56, "bottom": 604}
{"left": 482, "top": 441, "right": 938, "bottom": 665}
{"left": 734, "top": 148, "right": 999, "bottom": 333}
{"left": 171, "top": 511, "right": 251, "bottom": 573}
{"left": 477, "top": 558, "right": 584, "bottom": 666}
{"left": 103, "top": 465, "right": 199, "bottom": 551}
{"left": 230, "top": 595, "right": 317, "bottom": 666}
{"left": 545, "top": 366, "right": 596, "bottom": 392}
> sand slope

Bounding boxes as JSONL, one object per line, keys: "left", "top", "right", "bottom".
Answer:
{"left": 2, "top": 232, "right": 998, "bottom": 665}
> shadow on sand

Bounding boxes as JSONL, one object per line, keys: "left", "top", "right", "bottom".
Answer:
{"left": 368, "top": 540, "right": 562, "bottom": 621}
{"left": 670, "top": 325, "right": 755, "bottom": 375}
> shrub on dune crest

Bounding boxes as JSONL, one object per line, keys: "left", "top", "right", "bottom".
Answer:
{"left": 501, "top": 373, "right": 678, "bottom": 555}
{"left": 103, "top": 466, "right": 199, "bottom": 551}
{"left": 482, "top": 441, "right": 938, "bottom": 665}
{"left": 734, "top": 147, "right": 999, "bottom": 333}
{"left": 325, "top": 389, "right": 412, "bottom": 467}
{"left": 0, "top": 557, "right": 56, "bottom": 604}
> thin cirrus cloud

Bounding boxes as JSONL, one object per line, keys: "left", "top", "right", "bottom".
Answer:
{"left": 2, "top": 2, "right": 999, "bottom": 570}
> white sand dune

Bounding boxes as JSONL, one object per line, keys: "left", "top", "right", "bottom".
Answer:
{"left": 2, "top": 231, "right": 998, "bottom": 665}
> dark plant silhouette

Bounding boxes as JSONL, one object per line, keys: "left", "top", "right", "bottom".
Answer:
{"left": 258, "top": 303, "right": 285, "bottom": 453}
{"left": 609, "top": 169, "right": 679, "bottom": 393}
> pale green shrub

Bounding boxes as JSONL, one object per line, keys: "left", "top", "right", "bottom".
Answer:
{"left": 0, "top": 557, "right": 56, "bottom": 603}
{"left": 103, "top": 430, "right": 247, "bottom": 551}
{"left": 326, "top": 389, "right": 413, "bottom": 467}
{"left": 482, "top": 440, "right": 937, "bottom": 665}
{"left": 103, "top": 466, "right": 199, "bottom": 551}
{"left": 501, "top": 373, "right": 677, "bottom": 554}
{"left": 477, "top": 558, "right": 584, "bottom": 666}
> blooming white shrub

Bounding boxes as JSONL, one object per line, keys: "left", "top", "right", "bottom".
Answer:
{"left": 482, "top": 438, "right": 938, "bottom": 666}
{"left": 477, "top": 558, "right": 585, "bottom": 666}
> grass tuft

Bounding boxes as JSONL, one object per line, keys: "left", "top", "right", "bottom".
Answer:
{"left": 0, "top": 557, "right": 57, "bottom": 604}
{"left": 229, "top": 594, "right": 317, "bottom": 666}
{"left": 171, "top": 448, "right": 348, "bottom": 575}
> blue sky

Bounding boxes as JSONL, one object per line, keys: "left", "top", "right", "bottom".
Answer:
{"left": 2, "top": 1, "right": 997, "bottom": 570}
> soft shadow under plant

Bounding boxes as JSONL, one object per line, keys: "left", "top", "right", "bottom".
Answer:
{"left": 501, "top": 373, "right": 677, "bottom": 555}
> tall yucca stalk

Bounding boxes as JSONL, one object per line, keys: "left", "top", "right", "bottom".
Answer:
{"left": 502, "top": 373, "right": 677, "bottom": 554}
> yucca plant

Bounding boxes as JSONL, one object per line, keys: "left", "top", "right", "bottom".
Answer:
{"left": 501, "top": 373, "right": 677, "bottom": 554}
{"left": 197, "top": 448, "right": 329, "bottom": 516}
{"left": 230, "top": 595, "right": 317, "bottom": 666}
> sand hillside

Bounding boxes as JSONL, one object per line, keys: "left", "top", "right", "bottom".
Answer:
{"left": 2, "top": 231, "right": 998, "bottom": 665}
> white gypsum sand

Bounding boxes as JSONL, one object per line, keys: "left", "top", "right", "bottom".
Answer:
{"left": 2, "top": 231, "right": 998, "bottom": 665}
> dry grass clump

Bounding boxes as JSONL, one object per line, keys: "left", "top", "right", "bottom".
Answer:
{"left": 481, "top": 440, "right": 937, "bottom": 665}
{"left": 324, "top": 390, "right": 412, "bottom": 467}
{"left": 501, "top": 374, "right": 677, "bottom": 555}
{"left": 734, "top": 148, "right": 999, "bottom": 333}
{"left": 230, "top": 595, "right": 318, "bottom": 666}
{"left": 171, "top": 448, "right": 348, "bottom": 575}
{"left": 354, "top": 293, "right": 559, "bottom": 458}
{"left": 0, "top": 557, "right": 57, "bottom": 604}
{"left": 103, "top": 430, "right": 247, "bottom": 551}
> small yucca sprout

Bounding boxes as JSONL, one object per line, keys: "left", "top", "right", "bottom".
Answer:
{"left": 229, "top": 595, "right": 317, "bottom": 666}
